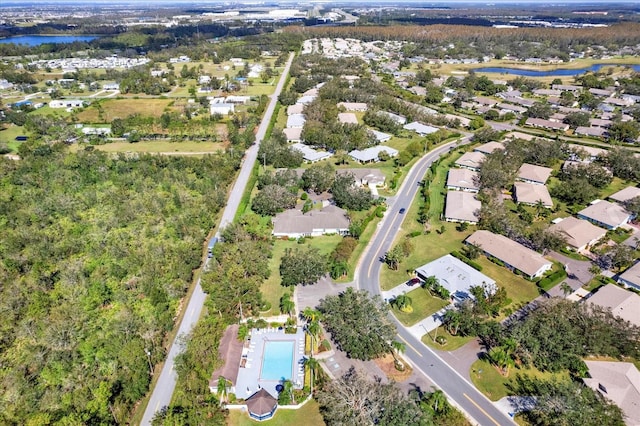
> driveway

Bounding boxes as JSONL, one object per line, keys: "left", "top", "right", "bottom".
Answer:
{"left": 547, "top": 251, "right": 595, "bottom": 297}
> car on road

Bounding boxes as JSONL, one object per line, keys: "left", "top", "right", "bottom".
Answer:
{"left": 399, "top": 208, "right": 406, "bottom": 214}
{"left": 407, "top": 278, "right": 421, "bottom": 286}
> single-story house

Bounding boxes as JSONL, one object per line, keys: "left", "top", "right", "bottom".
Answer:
{"left": 609, "top": 186, "right": 640, "bottom": 204}
{"left": 552, "top": 84, "right": 581, "bottom": 92}
{"left": 210, "top": 103, "right": 235, "bottom": 115}
{"left": 567, "top": 143, "right": 607, "bottom": 161}
{"left": 549, "top": 217, "right": 607, "bottom": 252}
{"left": 446, "top": 168, "right": 480, "bottom": 192}
{"left": 272, "top": 205, "right": 349, "bottom": 239}
{"left": 473, "top": 96, "right": 498, "bottom": 107}
{"left": 517, "top": 163, "right": 553, "bottom": 185}
{"left": 454, "top": 151, "right": 486, "bottom": 171}
{"left": 378, "top": 111, "right": 407, "bottom": 125}
{"left": 338, "top": 112, "right": 358, "bottom": 124}
{"left": 445, "top": 114, "right": 471, "bottom": 128}
{"left": 49, "top": 99, "right": 85, "bottom": 109}
{"left": 337, "top": 102, "right": 367, "bottom": 111}
{"left": 349, "top": 146, "right": 398, "bottom": 163}
{"left": 226, "top": 95, "right": 250, "bottom": 104}
{"left": 618, "top": 262, "right": 640, "bottom": 292}
{"left": 586, "top": 284, "right": 640, "bottom": 327}
{"left": 287, "top": 104, "right": 304, "bottom": 115}
{"left": 81, "top": 127, "right": 111, "bottom": 136}
{"left": 465, "top": 230, "right": 552, "bottom": 279}
{"left": 403, "top": 121, "right": 438, "bottom": 136}
{"left": 583, "top": 361, "right": 640, "bottom": 426}
{"left": 102, "top": 83, "right": 119, "bottom": 90}
{"left": 574, "top": 126, "right": 607, "bottom": 138}
{"left": 415, "top": 254, "right": 496, "bottom": 301}
{"left": 525, "top": 117, "right": 570, "bottom": 132}
{"left": 290, "top": 143, "right": 332, "bottom": 163}
{"left": 513, "top": 182, "right": 553, "bottom": 207}
{"left": 589, "top": 88, "right": 614, "bottom": 97}
{"left": 338, "top": 169, "right": 386, "bottom": 187}
{"left": 368, "top": 129, "right": 392, "bottom": 143}
{"left": 578, "top": 200, "right": 631, "bottom": 230}
{"left": 296, "top": 95, "right": 316, "bottom": 105}
{"left": 444, "top": 191, "right": 481, "bottom": 224}
{"left": 198, "top": 75, "right": 211, "bottom": 85}
{"left": 474, "top": 141, "right": 505, "bottom": 155}
{"left": 589, "top": 118, "right": 613, "bottom": 128}
{"left": 246, "top": 389, "right": 278, "bottom": 421}
{"left": 283, "top": 127, "right": 302, "bottom": 142}
{"left": 286, "top": 114, "right": 306, "bottom": 128}
{"left": 496, "top": 103, "right": 527, "bottom": 114}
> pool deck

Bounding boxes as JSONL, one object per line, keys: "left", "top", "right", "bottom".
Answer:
{"left": 235, "top": 327, "right": 306, "bottom": 399}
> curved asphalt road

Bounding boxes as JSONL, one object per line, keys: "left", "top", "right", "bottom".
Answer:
{"left": 356, "top": 136, "right": 515, "bottom": 426}
{"left": 140, "top": 52, "right": 295, "bottom": 425}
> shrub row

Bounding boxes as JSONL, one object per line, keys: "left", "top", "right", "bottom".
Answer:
{"left": 450, "top": 250, "right": 483, "bottom": 271}
{"left": 537, "top": 269, "right": 568, "bottom": 291}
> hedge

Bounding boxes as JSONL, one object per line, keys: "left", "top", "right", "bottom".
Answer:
{"left": 537, "top": 269, "right": 568, "bottom": 291}
{"left": 450, "top": 251, "right": 483, "bottom": 271}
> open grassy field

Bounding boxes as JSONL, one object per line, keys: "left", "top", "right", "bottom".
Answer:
{"left": 75, "top": 98, "right": 174, "bottom": 122}
{"left": 261, "top": 235, "right": 344, "bottom": 314}
{"left": 68, "top": 140, "right": 226, "bottom": 154}
{"left": 227, "top": 399, "right": 325, "bottom": 426}
{"left": 0, "top": 124, "right": 27, "bottom": 146}
{"left": 391, "top": 287, "right": 450, "bottom": 326}
{"left": 470, "top": 358, "right": 569, "bottom": 401}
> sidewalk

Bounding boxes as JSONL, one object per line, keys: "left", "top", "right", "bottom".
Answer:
{"left": 406, "top": 307, "right": 450, "bottom": 339}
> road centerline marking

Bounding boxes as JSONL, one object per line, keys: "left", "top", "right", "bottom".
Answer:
{"left": 463, "top": 393, "right": 501, "bottom": 426}
{"left": 398, "top": 335, "right": 423, "bottom": 357}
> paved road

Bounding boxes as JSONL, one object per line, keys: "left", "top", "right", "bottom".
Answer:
{"left": 140, "top": 52, "right": 295, "bottom": 425}
{"left": 356, "top": 136, "right": 516, "bottom": 426}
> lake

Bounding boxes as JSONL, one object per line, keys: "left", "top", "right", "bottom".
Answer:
{"left": 0, "top": 35, "right": 98, "bottom": 46}
{"left": 473, "top": 63, "right": 640, "bottom": 77}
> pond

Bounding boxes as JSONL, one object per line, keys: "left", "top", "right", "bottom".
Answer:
{"left": 0, "top": 35, "right": 98, "bottom": 46}
{"left": 472, "top": 63, "right": 640, "bottom": 77}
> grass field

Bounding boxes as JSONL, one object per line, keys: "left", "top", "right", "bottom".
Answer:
{"left": 68, "top": 140, "right": 226, "bottom": 154}
{"left": 0, "top": 125, "right": 27, "bottom": 146}
{"left": 391, "top": 287, "right": 450, "bottom": 326}
{"left": 227, "top": 399, "right": 325, "bottom": 426}
{"left": 422, "top": 328, "right": 474, "bottom": 352}
{"left": 470, "top": 358, "right": 568, "bottom": 401}
{"left": 261, "top": 235, "right": 344, "bottom": 315}
{"left": 75, "top": 98, "right": 174, "bottom": 122}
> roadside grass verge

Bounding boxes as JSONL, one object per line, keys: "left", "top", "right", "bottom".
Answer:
{"left": 422, "top": 328, "right": 474, "bottom": 352}
{"left": 390, "top": 287, "right": 450, "bottom": 326}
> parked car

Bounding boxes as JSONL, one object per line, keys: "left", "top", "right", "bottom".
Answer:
{"left": 399, "top": 208, "right": 406, "bottom": 214}
{"left": 407, "top": 278, "right": 421, "bottom": 286}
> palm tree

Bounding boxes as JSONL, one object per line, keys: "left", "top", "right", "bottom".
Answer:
{"left": 390, "top": 340, "right": 406, "bottom": 370}
{"left": 422, "top": 275, "right": 439, "bottom": 294}
{"left": 303, "top": 356, "right": 320, "bottom": 394}
{"left": 423, "top": 388, "right": 449, "bottom": 415}
{"left": 488, "top": 346, "right": 514, "bottom": 376}
{"left": 278, "top": 379, "right": 294, "bottom": 405}
{"left": 443, "top": 309, "right": 461, "bottom": 335}
{"left": 307, "top": 320, "right": 321, "bottom": 355}
{"left": 280, "top": 292, "right": 295, "bottom": 317}
{"left": 216, "top": 376, "right": 229, "bottom": 406}
{"left": 392, "top": 294, "right": 413, "bottom": 313}
{"left": 301, "top": 307, "right": 321, "bottom": 323}
{"left": 560, "top": 282, "right": 573, "bottom": 298}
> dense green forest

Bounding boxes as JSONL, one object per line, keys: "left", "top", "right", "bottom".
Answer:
{"left": 0, "top": 144, "right": 240, "bottom": 424}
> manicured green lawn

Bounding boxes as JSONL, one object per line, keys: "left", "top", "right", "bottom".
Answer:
{"left": 422, "top": 328, "right": 474, "bottom": 352}
{"left": 390, "top": 287, "right": 450, "bottom": 326}
{"left": 261, "top": 235, "right": 343, "bottom": 314}
{"left": 470, "top": 359, "right": 568, "bottom": 401}
{"left": 0, "top": 124, "right": 27, "bottom": 146}
{"left": 227, "top": 399, "right": 325, "bottom": 426}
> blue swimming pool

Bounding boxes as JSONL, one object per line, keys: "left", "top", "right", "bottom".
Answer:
{"left": 260, "top": 341, "right": 294, "bottom": 381}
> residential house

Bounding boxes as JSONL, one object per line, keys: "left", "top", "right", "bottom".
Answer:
{"left": 226, "top": 95, "right": 250, "bottom": 104}
{"left": 609, "top": 186, "right": 640, "bottom": 204}
{"left": 287, "top": 104, "right": 304, "bottom": 115}
{"left": 444, "top": 191, "right": 481, "bottom": 224}
{"left": 575, "top": 127, "right": 607, "bottom": 138}
{"left": 583, "top": 361, "right": 640, "bottom": 426}
{"left": 208, "top": 324, "right": 242, "bottom": 396}
{"left": 283, "top": 127, "right": 302, "bottom": 142}
{"left": 210, "top": 102, "right": 235, "bottom": 115}
{"left": 586, "top": 284, "right": 640, "bottom": 326}
{"left": 415, "top": 255, "right": 496, "bottom": 301}
{"left": 578, "top": 200, "right": 631, "bottom": 230}
{"left": 338, "top": 112, "right": 359, "bottom": 124}
{"left": 454, "top": 151, "right": 485, "bottom": 171}
{"left": 286, "top": 114, "right": 306, "bottom": 128}
{"left": 473, "top": 96, "right": 498, "bottom": 107}
{"left": 296, "top": 95, "right": 316, "bottom": 105}
{"left": 338, "top": 169, "right": 386, "bottom": 187}
{"left": 349, "top": 146, "right": 398, "bottom": 163}
{"left": 549, "top": 217, "right": 607, "bottom": 252}
{"left": 525, "top": 118, "right": 570, "bottom": 132}
{"left": 447, "top": 168, "right": 480, "bottom": 192}
{"left": 272, "top": 205, "right": 350, "bottom": 238}
{"left": 290, "top": 143, "right": 332, "bottom": 163}
{"left": 368, "top": 129, "right": 392, "bottom": 143}
{"left": 618, "top": 262, "right": 640, "bottom": 292}
{"left": 474, "top": 141, "right": 505, "bottom": 155}
{"left": 337, "top": 102, "right": 368, "bottom": 111}
{"left": 378, "top": 111, "right": 407, "bottom": 125}
{"left": 403, "top": 122, "right": 438, "bottom": 136}
{"left": 517, "top": 163, "right": 553, "bottom": 185}
{"left": 513, "top": 182, "right": 553, "bottom": 207}
{"left": 49, "top": 99, "right": 85, "bottom": 109}
{"left": 552, "top": 84, "right": 581, "bottom": 92}
{"left": 465, "top": 230, "right": 552, "bottom": 279}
